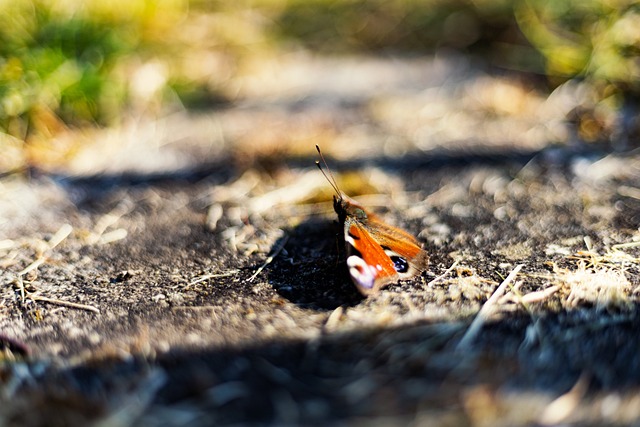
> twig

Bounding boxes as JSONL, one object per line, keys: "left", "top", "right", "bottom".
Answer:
{"left": 248, "top": 235, "right": 289, "bottom": 282}
{"left": 30, "top": 295, "right": 100, "bottom": 314}
{"left": 456, "top": 264, "right": 523, "bottom": 351}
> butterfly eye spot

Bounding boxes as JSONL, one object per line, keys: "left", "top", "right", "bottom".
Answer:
{"left": 390, "top": 256, "right": 409, "bottom": 273}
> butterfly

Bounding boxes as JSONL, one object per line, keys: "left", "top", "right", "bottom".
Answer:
{"left": 316, "top": 146, "right": 429, "bottom": 296}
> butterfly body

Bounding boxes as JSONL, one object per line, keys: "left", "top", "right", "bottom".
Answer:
{"left": 333, "top": 193, "right": 429, "bottom": 295}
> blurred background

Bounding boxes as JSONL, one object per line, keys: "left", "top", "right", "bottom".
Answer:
{"left": 1, "top": 0, "right": 639, "bottom": 175}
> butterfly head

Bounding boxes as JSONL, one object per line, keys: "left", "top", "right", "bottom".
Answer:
{"left": 333, "top": 194, "right": 368, "bottom": 224}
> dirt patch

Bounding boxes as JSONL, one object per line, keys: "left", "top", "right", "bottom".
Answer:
{"left": 2, "top": 55, "right": 640, "bottom": 426}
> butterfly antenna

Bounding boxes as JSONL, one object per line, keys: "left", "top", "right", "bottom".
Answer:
{"left": 315, "top": 145, "right": 342, "bottom": 196}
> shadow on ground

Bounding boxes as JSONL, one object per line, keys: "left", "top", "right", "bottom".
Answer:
{"left": 267, "top": 218, "right": 365, "bottom": 310}
{"left": 4, "top": 306, "right": 640, "bottom": 426}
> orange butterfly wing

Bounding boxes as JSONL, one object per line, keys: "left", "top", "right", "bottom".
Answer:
{"left": 344, "top": 213, "right": 428, "bottom": 295}
{"left": 344, "top": 219, "right": 398, "bottom": 293}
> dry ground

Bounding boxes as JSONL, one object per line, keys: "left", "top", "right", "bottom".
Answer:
{"left": 1, "top": 54, "right": 640, "bottom": 426}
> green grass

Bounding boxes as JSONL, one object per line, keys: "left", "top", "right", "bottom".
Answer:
{"left": 1, "top": 0, "right": 638, "bottom": 172}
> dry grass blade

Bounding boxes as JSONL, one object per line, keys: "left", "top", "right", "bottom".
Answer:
{"left": 98, "top": 228, "right": 128, "bottom": 244}
{"left": 428, "top": 260, "right": 459, "bottom": 285}
{"left": 48, "top": 224, "right": 73, "bottom": 250}
{"left": 17, "top": 257, "right": 45, "bottom": 277}
{"left": 520, "top": 285, "right": 560, "bottom": 304}
{"left": 618, "top": 185, "right": 640, "bottom": 200}
{"left": 0, "top": 239, "right": 15, "bottom": 251}
{"left": 456, "top": 264, "right": 523, "bottom": 350}
{"left": 30, "top": 295, "right": 100, "bottom": 314}
{"left": 611, "top": 241, "right": 640, "bottom": 250}
{"left": 538, "top": 374, "right": 589, "bottom": 425}
{"left": 17, "top": 224, "right": 73, "bottom": 277}
{"left": 324, "top": 306, "right": 344, "bottom": 332}
{"left": 561, "top": 262, "right": 632, "bottom": 310}
{"left": 189, "top": 270, "right": 239, "bottom": 285}
{"left": 248, "top": 172, "right": 325, "bottom": 215}
{"left": 248, "top": 235, "right": 289, "bottom": 282}
{"left": 87, "top": 203, "right": 132, "bottom": 245}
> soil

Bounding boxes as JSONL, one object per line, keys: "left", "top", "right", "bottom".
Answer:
{"left": 1, "top": 54, "right": 640, "bottom": 426}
